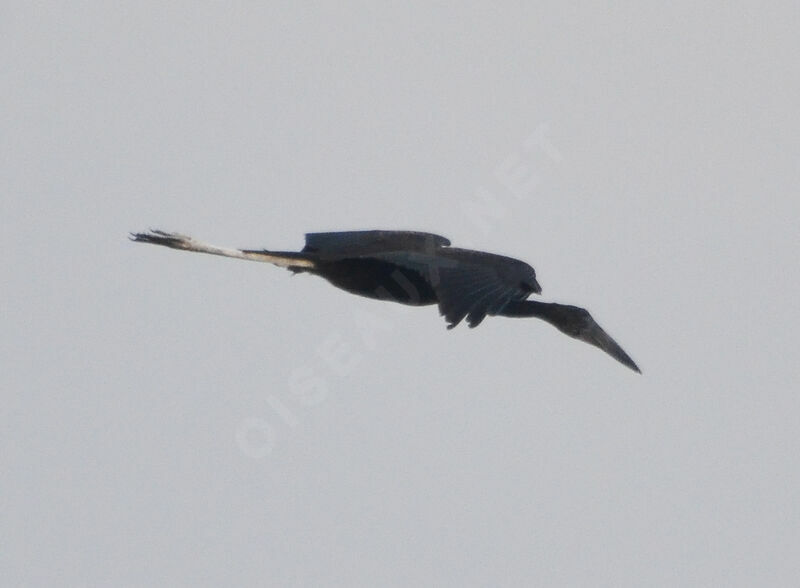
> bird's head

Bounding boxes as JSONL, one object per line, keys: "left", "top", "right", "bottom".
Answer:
{"left": 547, "top": 304, "right": 641, "bottom": 373}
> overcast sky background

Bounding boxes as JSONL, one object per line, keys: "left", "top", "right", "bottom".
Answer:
{"left": 3, "top": 3, "right": 799, "bottom": 586}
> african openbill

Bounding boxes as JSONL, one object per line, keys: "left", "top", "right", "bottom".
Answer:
{"left": 130, "top": 229, "right": 640, "bottom": 372}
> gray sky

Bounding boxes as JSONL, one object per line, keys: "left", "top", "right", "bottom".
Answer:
{"left": 3, "top": 3, "right": 799, "bottom": 586}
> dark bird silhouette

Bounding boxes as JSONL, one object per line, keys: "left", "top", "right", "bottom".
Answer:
{"left": 130, "top": 229, "right": 640, "bottom": 372}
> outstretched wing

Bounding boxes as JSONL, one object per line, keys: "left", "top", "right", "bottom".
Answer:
{"left": 372, "top": 251, "right": 534, "bottom": 329}
{"left": 303, "top": 230, "right": 450, "bottom": 258}
{"left": 434, "top": 263, "right": 530, "bottom": 329}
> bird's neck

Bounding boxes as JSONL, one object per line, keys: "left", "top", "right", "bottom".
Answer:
{"left": 498, "top": 300, "right": 556, "bottom": 321}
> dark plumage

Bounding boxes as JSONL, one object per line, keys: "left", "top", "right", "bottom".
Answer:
{"left": 130, "top": 229, "right": 640, "bottom": 372}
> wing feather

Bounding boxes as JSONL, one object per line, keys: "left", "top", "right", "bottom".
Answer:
{"left": 303, "top": 230, "right": 450, "bottom": 257}
{"left": 371, "top": 251, "right": 531, "bottom": 329}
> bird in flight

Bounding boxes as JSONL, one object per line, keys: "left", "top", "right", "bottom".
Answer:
{"left": 130, "top": 229, "right": 640, "bottom": 372}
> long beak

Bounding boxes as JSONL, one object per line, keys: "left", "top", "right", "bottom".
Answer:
{"left": 582, "top": 321, "right": 641, "bottom": 373}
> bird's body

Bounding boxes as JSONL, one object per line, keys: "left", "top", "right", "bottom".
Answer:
{"left": 131, "top": 229, "right": 640, "bottom": 372}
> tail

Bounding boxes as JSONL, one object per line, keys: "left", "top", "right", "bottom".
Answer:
{"left": 129, "top": 230, "right": 316, "bottom": 270}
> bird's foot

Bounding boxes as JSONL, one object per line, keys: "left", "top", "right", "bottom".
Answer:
{"left": 129, "top": 229, "right": 194, "bottom": 250}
